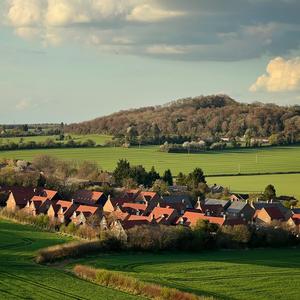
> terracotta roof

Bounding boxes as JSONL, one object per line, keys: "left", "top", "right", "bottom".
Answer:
{"left": 75, "top": 204, "right": 99, "bottom": 214}
{"left": 121, "top": 215, "right": 151, "bottom": 229}
{"left": 121, "top": 202, "right": 147, "bottom": 211}
{"left": 177, "top": 211, "right": 225, "bottom": 227}
{"left": 150, "top": 206, "right": 176, "bottom": 223}
{"left": 72, "top": 190, "right": 104, "bottom": 204}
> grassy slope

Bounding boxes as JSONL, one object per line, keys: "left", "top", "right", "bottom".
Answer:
{"left": 0, "top": 134, "right": 112, "bottom": 145}
{"left": 72, "top": 249, "right": 300, "bottom": 300}
{"left": 0, "top": 219, "right": 139, "bottom": 300}
{"left": 0, "top": 145, "right": 299, "bottom": 175}
{"left": 208, "top": 173, "right": 300, "bottom": 199}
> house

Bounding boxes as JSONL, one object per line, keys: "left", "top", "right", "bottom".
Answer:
{"left": 251, "top": 201, "right": 292, "bottom": 220}
{"left": 209, "top": 184, "right": 224, "bottom": 194}
{"left": 226, "top": 201, "right": 255, "bottom": 221}
{"left": 110, "top": 219, "right": 128, "bottom": 241}
{"left": 71, "top": 205, "right": 102, "bottom": 226}
{"left": 72, "top": 190, "right": 107, "bottom": 206}
{"left": 121, "top": 214, "right": 154, "bottom": 229}
{"left": 24, "top": 196, "right": 53, "bottom": 216}
{"left": 176, "top": 211, "right": 225, "bottom": 227}
{"left": 253, "top": 207, "right": 286, "bottom": 225}
{"left": 132, "top": 191, "right": 160, "bottom": 214}
{"left": 230, "top": 194, "right": 249, "bottom": 202}
{"left": 205, "top": 198, "right": 231, "bottom": 209}
{"left": 47, "top": 200, "right": 78, "bottom": 223}
{"left": 121, "top": 202, "right": 147, "bottom": 215}
{"left": 161, "top": 195, "right": 192, "bottom": 215}
{"left": 194, "top": 199, "right": 224, "bottom": 217}
{"left": 176, "top": 211, "right": 247, "bottom": 227}
{"left": 286, "top": 214, "right": 300, "bottom": 231}
{"left": 150, "top": 206, "right": 179, "bottom": 225}
{"left": 121, "top": 189, "right": 140, "bottom": 200}
{"left": 103, "top": 196, "right": 128, "bottom": 213}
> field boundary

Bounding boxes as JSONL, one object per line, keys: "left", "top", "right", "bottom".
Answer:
{"left": 205, "top": 171, "right": 300, "bottom": 178}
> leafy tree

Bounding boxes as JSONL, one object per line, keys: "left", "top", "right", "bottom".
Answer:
{"left": 176, "top": 172, "right": 187, "bottom": 186}
{"left": 263, "top": 184, "right": 276, "bottom": 201}
{"left": 162, "top": 169, "right": 173, "bottom": 186}
{"left": 152, "top": 179, "right": 168, "bottom": 195}
{"left": 148, "top": 166, "right": 160, "bottom": 186}
{"left": 113, "top": 159, "right": 131, "bottom": 186}
{"left": 187, "top": 168, "right": 206, "bottom": 189}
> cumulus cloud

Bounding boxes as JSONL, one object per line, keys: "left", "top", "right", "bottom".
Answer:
{"left": 2, "top": 0, "right": 300, "bottom": 61}
{"left": 250, "top": 57, "right": 300, "bottom": 92}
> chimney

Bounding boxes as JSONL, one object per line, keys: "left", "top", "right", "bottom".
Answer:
{"left": 223, "top": 214, "right": 227, "bottom": 220}
{"left": 71, "top": 199, "right": 74, "bottom": 204}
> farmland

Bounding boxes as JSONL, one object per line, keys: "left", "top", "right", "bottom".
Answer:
{"left": 70, "top": 248, "right": 300, "bottom": 300}
{"left": 1, "top": 219, "right": 300, "bottom": 300}
{"left": 208, "top": 174, "right": 300, "bottom": 199}
{"left": 0, "top": 219, "right": 139, "bottom": 300}
{"left": 0, "top": 145, "right": 299, "bottom": 175}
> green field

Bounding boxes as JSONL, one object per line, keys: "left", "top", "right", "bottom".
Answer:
{"left": 1, "top": 219, "right": 300, "bottom": 300}
{"left": 0, "top": 145, "right": 300, "bottom": 175}
{"left": 71, "top": 249, "right": 300, "bottom": 300}
{"left": 208, "top": 174, "right": 300, "bottom": 199}
{"left": 0, "top": 134, "right": 112, "bottom": 145}
{"left": 0, "top": 219, "right": 139, "bottom": 300}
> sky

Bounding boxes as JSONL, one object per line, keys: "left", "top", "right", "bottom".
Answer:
{"left": 1, "top": 0, "right": 300, "bottom": 124}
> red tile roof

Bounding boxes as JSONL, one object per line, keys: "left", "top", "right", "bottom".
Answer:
{"left": 72, "top": 190, "right": 104, "bottom": 204}
{"left": 177, "top": 211, "right": 225, "bottom": 227}
{"left": 121, "top": 202, "right": 147, "bottom": 211}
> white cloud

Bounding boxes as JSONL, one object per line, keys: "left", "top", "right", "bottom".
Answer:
{"left": 250, "top": 57, "right": 300, "bottom": 92}
{"left": 7, "top": 0, "right": 43, "bottom": 27}
{"left": 146, "top": 44, "right": 186, "bottom": 54}
{"left": 127, "top": 4, "right": 184, "bottom": 22}
{"left": 15, "top": 99, "right": 31, "bottom": 110}
{"left": 15, "top": 27, "right": 40, "bottom": 39}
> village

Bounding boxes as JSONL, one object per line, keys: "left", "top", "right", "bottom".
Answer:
{"left": 2, "top": 184, "right": 300, "bottom": 241}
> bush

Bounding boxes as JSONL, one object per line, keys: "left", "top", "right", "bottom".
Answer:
{"left": 73, "top": 265, "right": 210, "bottom": 300}
{"left": 36, "top": 235, "right": 123, "bottom": 264}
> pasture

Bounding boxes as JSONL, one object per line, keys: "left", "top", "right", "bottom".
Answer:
{"left": 0, "top": 219, "right": 139, "bottom": 300}
{"left": 0, "top": 145, "right": 299, "bottom": 176}
{"left": 208, "top": 174, "right": 300, "bottom": 199}
{"left": 72, "top": 249, "right": 300, "bottom": 300}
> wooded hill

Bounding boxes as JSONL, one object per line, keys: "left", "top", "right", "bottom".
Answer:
{"left": 66, "top": 95, "right": 300, "bottom": 142}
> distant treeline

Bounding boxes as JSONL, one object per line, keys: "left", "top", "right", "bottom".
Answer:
{"left": 66, "top": 95, "right": 300, "bottom": 145}
{"left": 0, "top": 138, "right": 97, "bottom": 151}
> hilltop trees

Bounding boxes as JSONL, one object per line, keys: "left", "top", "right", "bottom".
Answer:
{"left": 65, "top": 95, "right": 300, "bottom": 145}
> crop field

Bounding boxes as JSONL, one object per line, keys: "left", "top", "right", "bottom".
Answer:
{"left": 72, "top": 249, "right": 300, "bottom": 300}
{"left": 0, "top": 219, "right": 139, "bottom": 300}
{"left": 0, "top": 145, "right": 299, "bottom": 176}
{"left": 0, "top": 134, "right": 112, "bottom": 145}
{"left": 208, "top": 174, "right": 300, "bottom": 199}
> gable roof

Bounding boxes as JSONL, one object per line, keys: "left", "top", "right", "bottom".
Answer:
{"left": 72, "top": 190, "right": 104, "bottom": 205}
{"left": 177, "top": 211, "right": 225, "bottom": 227}
{"left": 263, "top": 207, "right": 285, "bottom": 220}
{"left": 150, "top": 206, "right": 177, "bottom": 223}
{"left": 227, "top": 201, "right": 248, "bottom": 214}
{"left": 205, "top": 198, "right": 231, "bottom": 208}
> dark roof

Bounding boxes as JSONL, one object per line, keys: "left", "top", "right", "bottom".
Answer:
{"left": 205, "top": 199, "right": 230, "bottom": 208}
{"left": 227, "top": 201, "right": 248, "bottom": 214}
{"left": 263, "top": 207, "right": 285, "bottom": 220}
{"left": 162, "top": 195, "right": 192, "bottom": 208}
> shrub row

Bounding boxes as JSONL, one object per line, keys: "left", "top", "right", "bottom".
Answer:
{"left": 73, "top": 264, "right": 211, "bottom": 300}
{"left": 36, "top": 236, "right": 122, "bottom": 264}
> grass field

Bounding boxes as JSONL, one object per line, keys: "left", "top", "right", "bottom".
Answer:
{"left": 208, "top": 174, "right": 300, "bottom": 199}
{"left": 72, "top": 249, "right": 300, "bottom": 300}
{"left": 0, "top": 145, "right": 299, "bottom": 176}
{"left": 0, "top": 219, "right": 139, "bottom": 300}
{"left": 0, "top": 134, "right": 112, "bottom": 145}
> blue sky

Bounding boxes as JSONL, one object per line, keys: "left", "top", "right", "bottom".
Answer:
{"left": 1, "top": 0, "right": 300, "bottom": 124}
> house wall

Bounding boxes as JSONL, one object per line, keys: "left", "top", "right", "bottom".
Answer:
{"left": 6, "top": 194, "right": 17, "bottom": 211}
